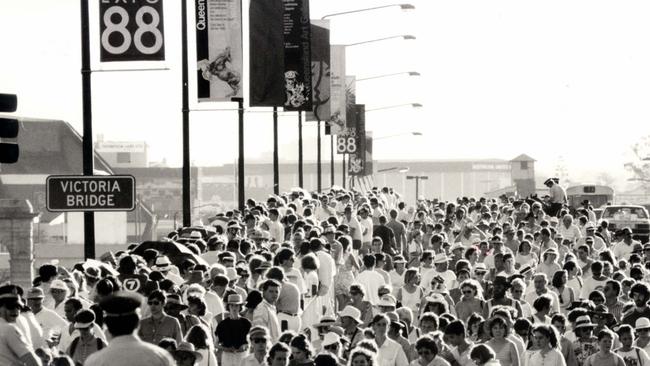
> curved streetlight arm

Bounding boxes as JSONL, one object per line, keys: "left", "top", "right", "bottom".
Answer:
{"left": 366, "top": 103, "right": 423, "bottom": 112}
{"left": 374, "top": 132, "right": 422, "bottom": 140}
{"left": 357, "top": 71, "right": 420, "bottom": 82}
{"left": 345, "top": 35, "right": 416, "bottom": 47}
{"left": 321, "top": 4, "right": 415, "bottom": 19}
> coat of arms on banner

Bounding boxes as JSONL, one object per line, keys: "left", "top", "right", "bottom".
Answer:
{"left": 197, "top": 47, "right": 242, "bottom": 98}
{"left": 285, "top": 70, "right": 307, "bottom": 108}
{"left": 349, "top": 156, "right": 364, "bottom": 174}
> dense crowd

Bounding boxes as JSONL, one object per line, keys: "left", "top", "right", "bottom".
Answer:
{"left": 2, "top": 178, "right": 649, "bottom": 366}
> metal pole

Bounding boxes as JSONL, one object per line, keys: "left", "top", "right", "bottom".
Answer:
{"left": 273, "top": 107, "right": 279, "bottom": 194}
{"left": 330, "top": 134, "right": 335, "bottom": 187}
{"left": 234, "top": 98, "right": 245, "bottom": 211}
{"left": 317, "top": 120, "right": 322, "bottom": 192}
{"left": 181, "top": 0, "right": 191, "bottom": 227}
{"left": 415, "top": 177, "right": 419, "bottom": 205}
{"left": 342, "top": 154, "right": 346, "bottom": 188}
{"left": 298, "top": 112, "right": 304, "bottom": 188}
{"left": 80, "top": 0, "right": 95, "bottom": 260}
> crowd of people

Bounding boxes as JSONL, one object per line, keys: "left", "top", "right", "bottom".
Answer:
{"left": 2, "top": 180, "right": 650, "bottom": 366}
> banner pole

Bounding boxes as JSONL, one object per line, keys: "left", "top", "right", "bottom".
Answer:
{"left": 273, "top": 107, "right": 279, "bottom": 194}
{"left": 80, "top": 0, "right": 95, "bottom": 259}
{"left": 317, "top": 120, "right": 322, "bottom": 192}
{"left": 330, "top": 134, "right": 335, "bottom": 187}
{"left": 298, "top": 112, "right": 304, "bottom": 188}
{"left": 342, "top": 153, "right": 346, "bottom": 189}
{"left": 233, "top": 97, "right": 245, "bottom": 211}
{"left": 181, "top": 0, "right": 191, "bottom": 227}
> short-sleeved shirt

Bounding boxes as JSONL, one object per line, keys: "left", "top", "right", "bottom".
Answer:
{"left": 83, "top": 334, "right": 175, "bottom": 366}
{"left": 373, "top": 225, "right": 395, "bottom": 253}
{"left": 137, "top": 315, "right": 182, "bottom": 344}
{"left": 386, "top": 220, "right": 406, "bottom": 249}
{"left": 0, "top": 318, "right": 33, "bottom": 366}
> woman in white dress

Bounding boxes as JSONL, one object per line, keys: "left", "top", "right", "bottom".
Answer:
{"left": 527, "top": 324, "right": 566, "bottom": 366}
{"left": 515, "top": 241, "right": 538, "bottom": 269}
{"left": 185, "top": 324, "right": 218, "bottom": 366}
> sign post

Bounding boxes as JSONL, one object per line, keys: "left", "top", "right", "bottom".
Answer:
{"left": 47, "top": 176, "right": 136, "bottom": 212}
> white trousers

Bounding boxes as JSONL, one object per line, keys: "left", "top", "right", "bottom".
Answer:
{"left": 277, "top": 312, "right": 302, "bottom": 333}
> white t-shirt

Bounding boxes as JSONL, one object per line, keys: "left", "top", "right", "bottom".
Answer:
{"left": 356, "top": 269, "right": 387, "bottom": 305}
{"left": 360, "top": 217, "right": 374, "bottom": 243}
{"left": 344, "top": 216, "right": 363, "bottom": 241}
{"left": 616, "top": 348, "right": 650, "bottom": 366}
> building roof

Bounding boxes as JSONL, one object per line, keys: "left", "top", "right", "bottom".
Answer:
{"left": 510, "top": 154, "right": 536, "bottom": 162}
{"left": 0, "top": 118, "right": 114, "bottom": 175}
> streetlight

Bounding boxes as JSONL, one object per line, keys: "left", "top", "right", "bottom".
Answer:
{"left": 321, "top": 4, "right": 415, "bottom": 19}
{"left": 367, "top": 103, "right": 423, "bottom": 112}
{"left": 406, "top": 175, "right": 428, "bottom": 204}
{"left": 357, "top": 71, "right": 420, "bottom": 82}
{"left": 375, "top": 131, "right": 423, "bottom": 140}
{"left": 378, "top": 167, "right": 410, "bottom": 173}
{"left": 345, "top": 35, "right": 416, "bottom": 47}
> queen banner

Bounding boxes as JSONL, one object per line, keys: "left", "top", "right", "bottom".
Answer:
{"left": 195, "top": 0, "right": 243, "bottom": 101}
{"left": 283, "top": 0, "right": 312, "bottom": 111}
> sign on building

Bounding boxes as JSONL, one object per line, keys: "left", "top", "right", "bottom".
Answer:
{"left": 47, "top": 175, "right": 136, "bottom": 212}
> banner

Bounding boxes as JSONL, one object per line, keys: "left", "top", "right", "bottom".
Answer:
{"left": 306, "top": 20, "right": 330, "bottom": 122}
{"left": 365, "top": 132, "right": 373, "bottom": 175}
{"left": 249, "top": 0, "right": 285, "bottom": 106}
{"left": 326, "top": 45, "right": 346, "bottom": 134}
{"left": 348, "top": 104, "right": 366, "bottom": 176}
{"left": 99, "top": 0, "right": 165, "bottom": 62}
{"left": 335, "top": 76, "right": 356, "bottom": 154}
{"left": 195, "top": 0, "right": 243, "bottom": 101}
{"left": 283, "top": 0, "right": 312, "bottom": 111}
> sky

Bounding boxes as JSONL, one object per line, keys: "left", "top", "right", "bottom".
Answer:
{"left": 2, "top": 0, "right": 650, "bottom": 189}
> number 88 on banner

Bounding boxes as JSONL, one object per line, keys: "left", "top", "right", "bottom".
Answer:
{"left": 100, "top": 0, "right": 165, "bottom": 62}
{"left": 336, "top": 128, "right": 357, "bottom": 154}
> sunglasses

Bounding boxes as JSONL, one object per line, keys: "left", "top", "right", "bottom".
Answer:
{"left": 418, "top": 350, "right": 432, "bottom": 356}
{"left": 148, "top": 301, "right": 162, "bottom": 306}
{"left": 252, "top": 338, "right": 267, "bottom": 344}
{"left": 324, "top": 344, "right": 339, "bottom": 350}
{"left": 462, "top": 290, "right": 473, "bottom": 294}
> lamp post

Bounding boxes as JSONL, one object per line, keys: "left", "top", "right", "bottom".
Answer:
{"left": 406, "top": 175, "right": 428, "bottom": 204}
{"left": 374, "top": 131, "right": 422, "bottom": 140}
{"left": 345, "top": 35, "right": 416, "bottom": 47}
{"left": 321, "top": 4, "right": 415, "bottom": 19}
{"left": 367, "top": 103, "right": 423, "bottom": 112}
{"left": 378, "top": 167, "right": 410, "bottom": 173}
{"left": 357, "top": 71, "right": 420, "bottom": 82}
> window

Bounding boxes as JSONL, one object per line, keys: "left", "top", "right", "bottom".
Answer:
{"left": 520, "top": 161, "right": 528, "bottom": 170}
{"left": 116, "top": 152, "right": 131, "bottom": 164}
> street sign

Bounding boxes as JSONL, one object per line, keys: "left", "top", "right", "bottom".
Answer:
{"left": 99, "top": 0, "right": 165, "bottom": 62}
{"left": 46, "top": 175, "right": 136, "bottom": 212}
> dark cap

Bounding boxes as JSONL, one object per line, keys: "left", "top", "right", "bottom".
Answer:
{"left": 100, "top": 291, "right": 143, "bottom": 317}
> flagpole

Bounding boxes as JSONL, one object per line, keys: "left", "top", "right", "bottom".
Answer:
{"left": 80, "top": 0, "right": 95, "bottom": 259}
{"left": 298, "top": 112, "right": 304, "bottom": 188}
{"left": 330, "top": 134, "right": 335, "bottom": 187}
{"left": 273, "top": 107, "right": 279, "bottom": 194}
{"left": 317, "top": 120, "right": 322, "bottom": 192}
{"left": 181, "top": 0, "right": 192, "bottom": 227}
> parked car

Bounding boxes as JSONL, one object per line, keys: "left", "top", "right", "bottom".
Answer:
{"left": 601, "top": 205, "right": 650, "bottom": 243}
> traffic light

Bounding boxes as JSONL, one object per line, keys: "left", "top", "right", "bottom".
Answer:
{"left": 0, "top": 93, "right": 18, "bottom": 164}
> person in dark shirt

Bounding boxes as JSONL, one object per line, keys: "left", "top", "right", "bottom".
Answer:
{"left": 216, "top": 294, "right": 251, "bottom": 366}
{"left": 622, "top": 283, "right": 650, "bottom": 326}
{"left": 373, "top": 216, "right": 396, "bottom": 255}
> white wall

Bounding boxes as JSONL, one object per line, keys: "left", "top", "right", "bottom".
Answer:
{"left": 67, "top": 212, "right": 127, "bottom": 245}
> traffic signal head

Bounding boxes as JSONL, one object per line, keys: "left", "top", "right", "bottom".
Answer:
{"left": 0, "top": 93, "right": 18, "bottom": 164}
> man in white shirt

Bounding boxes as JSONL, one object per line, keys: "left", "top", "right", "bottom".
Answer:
{"left": 342, "top": 205, "right": 363, "bottom": 250}
{"left": 432, "top": 253, "right": 457, "bottom": 290}
{"left": 252, "top": 279, "right": 281, "bottom": 342}
{"left": 359, "top": 207, "right": 374, "bottom": 254}
{"left": 612, "top": 227, "right": 639, "bottom": 261}
{"left": 26, "top": 287, "right": 66, "bottom": 345}
{"left": 524, "top": 273, "right": 560, "bottom": 314}
{"left": 313, "top": 239, "right": 336, "bottom": 315}
{"left": 355, "top": 254, "right": 387, "bottom": 306}
{"left": 266, "top": 209, "right": 285, "bottom": 243}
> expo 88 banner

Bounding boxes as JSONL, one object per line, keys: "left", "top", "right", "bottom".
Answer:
{"left": 99, "top": 0, "right": 166, "bottom": 62}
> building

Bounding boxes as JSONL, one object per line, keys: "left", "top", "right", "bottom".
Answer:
{"left": 95, "top": 137, "right": 149, "bottom": 168}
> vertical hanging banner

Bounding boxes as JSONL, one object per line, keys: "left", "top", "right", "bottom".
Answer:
{"left": 327, "top": 45, "right": 346, "bottom": 134}
{"left": 336, "top": 75, "right": 356, "bottom": 155}
{"left": 306, "top": 20, "right": 330, "bottom": 122}
{"left": 195, "top": 0, "right": 244, "bottom": 101}
{"left": 99, "top": 0, "right": 165, "bottom": 62}
{"left": 249, "top": 0, "right": 285, "bottom": 106}
{"left": 283, "top": 0, "right": 312, "bottom": 111}
{"left": 348, "top": 104, "right": 366, "bottom": 176}
{"left": 365, "top": 132, "right": 373, "bottom": 176}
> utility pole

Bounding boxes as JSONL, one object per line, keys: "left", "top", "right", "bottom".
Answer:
{"left": 406, "top": 175, "right": 428, "bottom": 205}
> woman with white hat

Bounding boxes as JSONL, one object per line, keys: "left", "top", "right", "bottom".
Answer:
{"left": 572, "top": 315, "right": 599, "bottom": 366}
